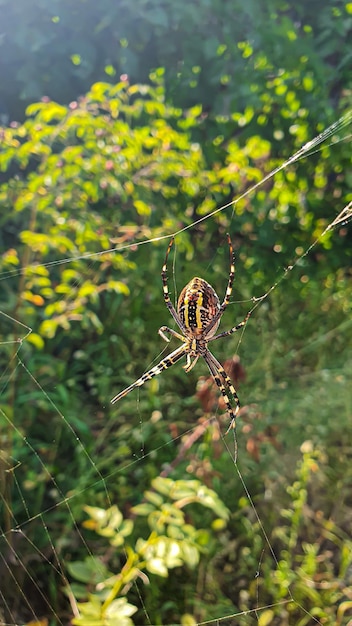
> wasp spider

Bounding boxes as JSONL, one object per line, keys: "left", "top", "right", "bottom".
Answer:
{"left": 111, "top": 234, "right": 251, "bottom": 433}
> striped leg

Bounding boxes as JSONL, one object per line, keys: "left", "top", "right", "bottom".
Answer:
{"left": 204, "top": 349, "right": 240, "bottom": 433}
{"left": 111, "top": 344, "right": 188, "bottom": 404}
{"left": 203, "top": 233, "right": 235, "bottom": 337}
{"left": 161, "top": 237, "right": 188, "bottom": 333}
{"left": 159, "top": 326, "right": 186, "bottom": 343}
{"left": 208, "top": 310, "right": 251, "bottom": 342}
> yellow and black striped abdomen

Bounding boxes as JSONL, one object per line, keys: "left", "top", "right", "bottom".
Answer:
{"left": 177, "top": 277, "right": 221, "bottom": 337}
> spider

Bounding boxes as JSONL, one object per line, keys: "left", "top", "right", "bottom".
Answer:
{"left": 111, "top": 234, "right": 251, "bottom": 434}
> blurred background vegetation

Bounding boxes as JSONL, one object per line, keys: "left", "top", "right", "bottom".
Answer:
{"left": 0, "top": 0, "right": 352, "bottom": 624}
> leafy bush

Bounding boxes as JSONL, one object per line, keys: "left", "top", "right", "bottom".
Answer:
{"left": 1, "top": 0, "right": 351, "bottom": 128}
{"left": 0, "top": 75, "right": 351, "bottom": 624}
{"left": 68, "top": 477, "right": 229, "bottom": 625}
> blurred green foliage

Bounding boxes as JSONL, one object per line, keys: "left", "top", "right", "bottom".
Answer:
{"left": 65, "top": 448, "right": 352, "bottom": 625}
{"left": 68, "top": 477, "right": 229, "bottom": 625}
{"left": 0, "top": 76, "right": 351, "bottom": 624}
{"left": 0, "top": 0, "right": 351, "bottom": 125}
{"left": 0, "top": 1, "right": 351, "bottom": 623}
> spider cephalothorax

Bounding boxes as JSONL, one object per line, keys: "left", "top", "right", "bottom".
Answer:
{"left": 111, "top": 234, "right": 251, "bottom": 434}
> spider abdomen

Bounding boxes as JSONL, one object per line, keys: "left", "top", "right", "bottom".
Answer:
{"left": 177, "top": 277, "right": 221, "bottom": 337}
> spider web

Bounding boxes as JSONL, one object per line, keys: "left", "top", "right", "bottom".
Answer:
{"left": 0, "top": 108, "right": 351, "bottom": 626}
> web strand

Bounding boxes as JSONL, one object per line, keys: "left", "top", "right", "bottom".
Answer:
{"left": 0, "top": 109, "right": 351, "bottom": 625}
{"left": 0, "top": 110, "right": 350, "bottom": 283}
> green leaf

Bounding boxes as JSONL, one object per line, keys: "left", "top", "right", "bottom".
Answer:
{"left": 26, "top": 332, "right": 45, "bottom": 350}
{"left": 131, "top": 503, "right": 155, "bottom": 516}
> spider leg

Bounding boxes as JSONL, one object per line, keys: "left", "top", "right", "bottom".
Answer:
{"left": 203, "top": 233, "right": 235, "bottom": 337}
{"left": 203, "top": 349, "right": 240, "bottom": 433}
{"left": 159, "top": 326, "right": 186, "bottom": 343}
{"left": 208, "top": 310, "right": 251, "bottom": 342}
{"left": 184, "top": 354, "right": 199, "bottom": 373}
{"left": 111, "top": 344, "right": 188, "bottom": 404}
{"left": 161, "top": 237, "right": 188, "bottom": 333}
